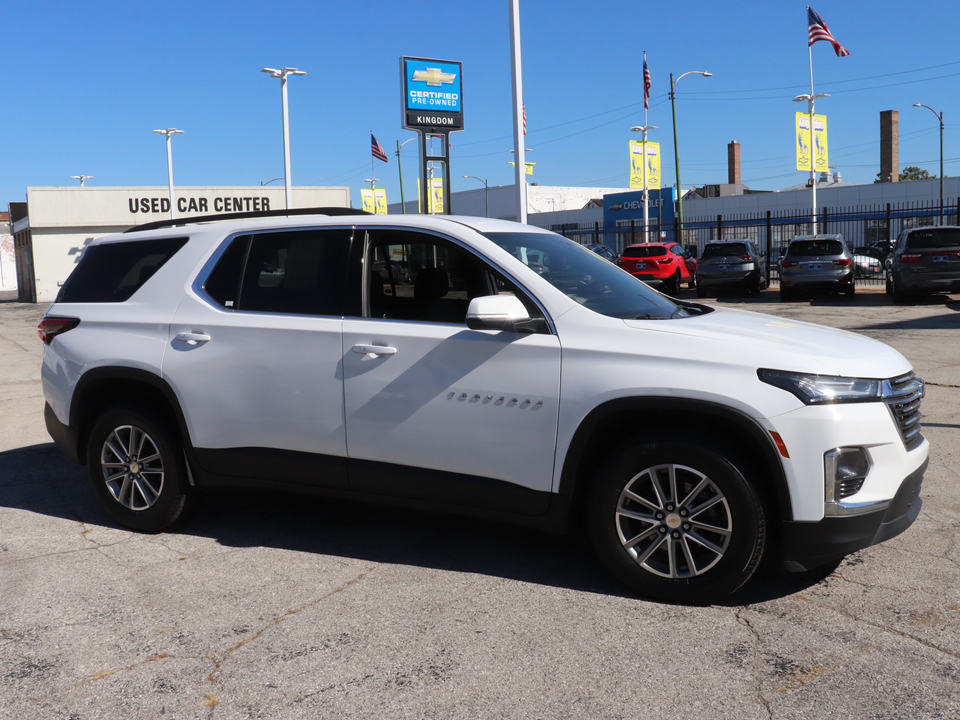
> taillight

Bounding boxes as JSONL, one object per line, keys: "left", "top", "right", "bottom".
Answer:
{"left": 656, "top": 258, "right": 672, "bottom": 265}
{"left": 833, "top": 258, "right": 852, "bottom": 266}
{"left": 38, "top": 317, "right": 80, "bottom": 345}
{"left": 900, "top": 253, "right": 923, "bottom": 263}
{"left": 738, "top": 254, "right": 752, "bottom": 261}
{"left": 781, "top": 260, "right": 796, "bottom": 268}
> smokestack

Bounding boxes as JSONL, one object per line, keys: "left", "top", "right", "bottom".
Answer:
{"left": 727, "top": 140, "right": 741, "bottom": 185}
{"left": 880, "top": 110, "right": 899, "bottom": 183}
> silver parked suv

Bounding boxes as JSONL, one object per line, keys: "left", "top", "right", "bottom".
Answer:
{"left": 779, "top": 234, "right": 856, "bottom": 301}
{"left": 886, "top": 225, "right": 960, "bottom": 303}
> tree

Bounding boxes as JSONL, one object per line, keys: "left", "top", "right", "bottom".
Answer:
{"left": 875, "top": 166, "right": 936, "bottom": 183}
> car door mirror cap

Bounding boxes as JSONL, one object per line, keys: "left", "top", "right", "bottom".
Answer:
{"left": 466, "top": 295, "right": 531, "bottom": 331}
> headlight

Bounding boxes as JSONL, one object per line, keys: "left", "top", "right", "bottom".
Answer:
{"left": 758, "top": 369, "right": 881, "bottom": 405}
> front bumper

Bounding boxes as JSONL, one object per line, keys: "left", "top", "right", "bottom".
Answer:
{"left": 779, "top": 457, "right": 926, "bottom": 571}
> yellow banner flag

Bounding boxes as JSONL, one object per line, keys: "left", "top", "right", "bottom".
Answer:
{"left": 796, "top": 113, "right": 828, "bottom": 172}
{"left": 507, "top": 161, "right": 536, "bottom": 175}
{"left": 374, "top": 188, "right": 387, "bottom": 215}
{"left": 361, "top": 188, "right": 375, "bottom": 214}
{"left": 629, "top": 140, "right": 661, "bottom": 189}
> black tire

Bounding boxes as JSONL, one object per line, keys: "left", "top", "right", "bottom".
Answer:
{"left": 695, "top": 284, "right": 708, "bottom": 298}
{"left": 86, "top": 404, "right": 194, "bottom": 532}
{"left": 885, "top": 273, "right": 893, "bottom": 295}
{"left": 688, "top": 273, "right": 697, "bottom": 290}
{"left": 665, "top": 271, "right": 680, "bottom": 295}
{"left": 891, "top": 276, "right": 909, "bottom": 304}
{"left": 779, "top": 286, "right": 793, "bottom": 302}
{"left": 748, "top": 273, "right": 762, "bottom": 296}
{"left": 844, "top": 283, "right": 856, "bottom": 298}
{"left": 587, "top": 438, "right": 765, "bottom": 604}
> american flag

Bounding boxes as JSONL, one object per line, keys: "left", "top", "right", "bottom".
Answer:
{"left": 643, "top": 52, "right": 652, "bottom": 110}
{"left": 523, "top": 101, "right": 527, "bottom": 136}
{"left": 808, "top": 7, "right": 850, "bottom": 57}
{"left": 371, "top": 133, "right": 388, "bottom": 163}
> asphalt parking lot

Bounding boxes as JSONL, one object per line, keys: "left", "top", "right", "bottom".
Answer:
{"left": 2, "top": 287, "right": 959, "bottom": 719}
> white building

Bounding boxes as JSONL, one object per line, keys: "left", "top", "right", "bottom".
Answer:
{"left": 11, "top": 186, "right": 350, "bottom": 303}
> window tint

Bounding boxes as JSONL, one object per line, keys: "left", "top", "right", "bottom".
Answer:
{"left": 364, "top": 230, "right": 499, "bottom": 325}
{"left": 486, "top": 231, "right": 697, "bottom": 320}
{"left": 702, "top": 243, "right": 748, "bottom": 258}
{"left": 622, "top": 245, "right": 668, "bottom": 258}
{"left": 906, "top": 229, "right": 960, "bottom": 249}
{"left": 788, "top": 240, "right": 844, "bottom": 257}
{"left": 57, "top": 237, "right": 188, "bottom": 303}
{"left": 204, "top": 236, "right": 249, "bottom": 309}
{"left": 234, "top": 229, "right": 349, "bottom": 315}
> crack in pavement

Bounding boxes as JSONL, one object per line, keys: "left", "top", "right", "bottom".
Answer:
{"left": 735, "top": 608, "right": 775, "bottom": 719}
{"left": 198, "top": 566, "right": 375, "bottom": 718}
{"left": 794, "top": 589, "right": 960, "bottom": 662}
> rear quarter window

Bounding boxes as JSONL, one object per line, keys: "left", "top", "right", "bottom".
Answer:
{"left": 56, "top": 237, "right": 188, "bottom": 303}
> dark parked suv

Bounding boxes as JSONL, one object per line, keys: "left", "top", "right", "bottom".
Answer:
{"left": 886, "top": 226, "right": 960, "bottom": 302}
{"left": 695, "top": 239, "right": 766, "bottom": 297}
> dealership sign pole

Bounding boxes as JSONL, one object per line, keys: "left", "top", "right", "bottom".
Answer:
{"left": 401, "top": 57, "right": 464, "bottom": 214}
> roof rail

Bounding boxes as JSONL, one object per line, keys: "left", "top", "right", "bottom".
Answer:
{"left": 124, "top": 206, "right": 369, "bottom": 233}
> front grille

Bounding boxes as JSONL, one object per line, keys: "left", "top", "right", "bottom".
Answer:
{"left": 882, "top": 372, "right": 925, "bottom": 451}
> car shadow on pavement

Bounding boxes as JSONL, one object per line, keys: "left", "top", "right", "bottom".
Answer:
{"left": 0, "top": 443, "right": 840, "bottom": 606}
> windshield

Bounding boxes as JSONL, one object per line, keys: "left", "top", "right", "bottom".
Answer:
{"left": 622, "top": 245, "right": 668, "bottom": 258}
{"left": 906, "top": 228, "right": 960, "bottom": 249}
{"left": 788, "top": 240, "right": 844, "bottom": 257}
{"left": 702, "top": 243, "right": 748, "bottom": 258}
{"left": 484, "top": 231, "right": 708, "bottom": 320}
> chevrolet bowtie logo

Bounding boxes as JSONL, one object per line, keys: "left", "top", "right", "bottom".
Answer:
{"left": 413, "top": 67, "right": 457, "bottom": 87}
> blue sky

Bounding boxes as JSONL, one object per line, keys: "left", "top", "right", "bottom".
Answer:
{"left": 4, "top": 0, "right": 959, "bottom": 210}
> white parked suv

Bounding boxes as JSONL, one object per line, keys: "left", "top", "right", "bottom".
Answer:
{"left": 39, "top": 209, "right": 928, "bottom": 604}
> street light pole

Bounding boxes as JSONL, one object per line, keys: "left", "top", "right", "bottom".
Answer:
{"left": 630, "top": 125, "right": 657, "bottom": 242}
{"left": 669, "top": 71, "right": 711, "bottom": 246}
{"left": 261, "top": 67, "right": 307, "bottom": 210}
{"left": 914, "top": 103, "right": 945, "bottom": 225}
{"left": 397, "top": 137, "right": 417, "bottom": 214}
{"left": 462, "top": 175, "right": 489, "bottom": 217}
{"left": 793, "top": 92, "right": 830, "bottom": 234}
{"left": 152, "top": 128, "right": 183, "bottom": 219}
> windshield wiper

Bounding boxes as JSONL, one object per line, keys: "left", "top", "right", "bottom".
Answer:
{"left": 627, "top": 313, "right": 667, "bottom": 320}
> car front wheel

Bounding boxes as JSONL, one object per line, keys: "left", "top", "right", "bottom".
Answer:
{"left": 587, "top": 438, "right": 765, "bottom": 604}
{"left": 86, "top": 405, "right": 194, "bottom": 532}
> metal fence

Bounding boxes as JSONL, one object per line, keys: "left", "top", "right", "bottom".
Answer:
{"left": 540, "top": 198, "right": 960, "bottom": 286}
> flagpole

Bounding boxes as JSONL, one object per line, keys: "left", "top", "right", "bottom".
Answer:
{"left": 643, "top": 51, "right": 650, "bottom": 244}
{"left": 808, "top": 42, "right": 817, "bottom": 234}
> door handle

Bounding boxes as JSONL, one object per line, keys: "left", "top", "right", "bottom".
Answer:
{"left": 176, "top": 331, "right": 212, "bottom": 345}
{"left": 352, "top": 344, "right": 397, "bottom": 356}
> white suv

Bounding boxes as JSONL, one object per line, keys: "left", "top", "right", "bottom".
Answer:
{"left": 39, "top": 209, "right": 928, "bottom": 604}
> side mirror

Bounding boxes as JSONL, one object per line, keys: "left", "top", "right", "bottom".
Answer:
{"left": 466, "top": 295, "right": 531, "bottom": 331}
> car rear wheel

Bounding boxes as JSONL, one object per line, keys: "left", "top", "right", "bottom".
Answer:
{"left": 779, "top": 286, "right": 794, "bottom": 302}
{"left": 86, "top": 405, "right": 194, "bottom": 532}
{"left": 891, "top": 276, "right": 909, "bottom": 304}
{"left": 587, "top": 438, "right": 765, "bottom": 604}
{"left": 665, "top": 271, "right": 680, "bottom": 295}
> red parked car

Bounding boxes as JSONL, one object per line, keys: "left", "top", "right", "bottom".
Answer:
{"left": 617, "top": 242, "right": 697, "bottom": 294}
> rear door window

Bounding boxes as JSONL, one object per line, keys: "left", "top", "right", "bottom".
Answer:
{"left": 204, "top": 228, "right": 350, "bottom": 315}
